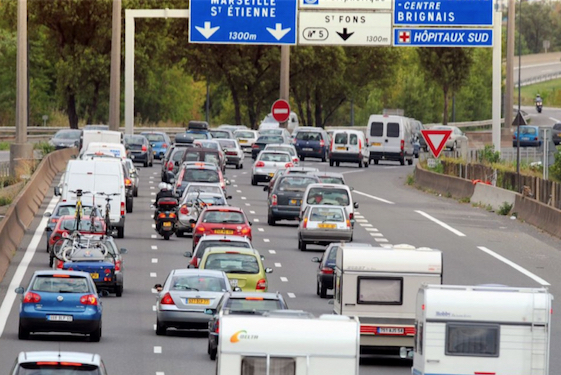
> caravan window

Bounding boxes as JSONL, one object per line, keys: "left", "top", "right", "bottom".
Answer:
{"left": 445, "top": 324, "right": 500, "bottom": 357}
{"left": 387, "top": 123, "right": 400, "bottom": 137}
{"left": 241, "top": 357, "right": 295, "bottom": 375}
{"left": 357, "top": 277, "right": 402, "bottom": 305}
{"left": 369, "top": 122, "right": 383, "bottom": 137}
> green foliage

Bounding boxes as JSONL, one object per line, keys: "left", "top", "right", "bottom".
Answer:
{"left": 518, "top": 79, "right": 561, "bottom": 107}
{"left": 478, "top": 145, "right": 501, "bottom": 164}
{"left": 0, "top": 175, "right": 18, "bottom": 188}
{"left": 406, "top": 173, "right": 415, "bottom": 186}
{"left": 0, "top": 141, "right": 10, "bottom": 151}
{"left": 549, "top": 151, "right": 561, "bottom": 182}
{"left": 498, "top": 202, "right": 513, "bottom": 216}
{"left": 0, "top": 196, "right": 13, "bottom": 206}
{"left": 34, "top": 141, "right": 55, "bottom": 156}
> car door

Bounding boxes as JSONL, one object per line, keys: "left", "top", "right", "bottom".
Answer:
{"left": 333, "top": 132, "right": 348, "bottom": 154}
{"left": 368, "top": 121, "right": 385, "bottom": 153}
{"left": 385, "top": 121, "right": 401, "bottom": 154}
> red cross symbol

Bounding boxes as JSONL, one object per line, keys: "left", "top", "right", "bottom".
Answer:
{"left": 399, "top": 31, "right": 410, "bottom": 43}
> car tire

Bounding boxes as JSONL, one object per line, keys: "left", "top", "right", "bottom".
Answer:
{"left": 156, "top": 320, "right": 167, "bottom": 336}
{"left": 117, "top": 226, "right": 124, "bottom": 239}
{"left": 358, "top": 161, "right": 363, "bottom": 168}
{"left": 408, "top": 158, "right": 413, "bottom": 165}
{"left": 176, "top": 231, "right": 184, "bottom": 238}
{"left": 320, "top": 281, "right": 327, "bottom": 299}
{"left": 298, "top": 237, "right": 306, "bottom": 251}
{"left": 267, "top": 213, "right": 276, "bottom": 226}
{"left": 149, "top": 159, "right": 153, "bottom": 167}
{"left": 374, "top": 159, "right": 379, "bottom": 165}
{"left": 235, "top": 163, "right": 240, "bottom": 170}
{"left": 116, "top": 285, "right": 123, "bottom": 297}
{"left": 126, "top": 197, "right": 133, "bottom": 213}
{"left": 316, "top": 281, "right": 320, "bottom": 296}
{"left": 133, "top": 187, "right": 138, "bottom": 197}
{"left": 321, "top": 152, "right": 327, "bottom": 162}
{"left": 251, "top": 176, "right": 257, "bottom": 186}
{"left": 18, "top": 323, "right": 29, "bottom": 340}
{"left": 329, "top": 160, "right": 334, "bottom": 167}
{"left": 240, "top": 163, "right": 243, "bottom": 169}
{"left": 210, "top": 344, "right": 217, "bottom": 361}
{"left": 335, "top": 161, "right": 340, "bottom": 167}
{"left": 164, "top": 233, "right": 170, "bottom": 240}
{"left": 90, "top": 325, "right": 101, "bottom": 342}
{"left": 300, "top": 156, "right": 305, "bottom": 162}
{"left": 144, "top": 160, "right": 148, "bottom": 167}
{"left": 364, "top": 160, "right": 369, "bottom": 168}
{"left": 400, "top": 157, "right": 405, "bottom": 166}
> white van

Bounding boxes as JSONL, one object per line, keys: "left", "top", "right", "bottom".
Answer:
{"left": 366, "top": 114, "right": 414, "bottom": 166}
{"left": 81, "top": 129, "right": 123, "bottom": 153}
{"left": 413, "top": 284, "right": 552, "bottom": 375}
{"left": 217, "top": 312, "right": 360, "bottom": 375}
{"left": 333, "top": 244, "right": 442, "bottom": 357}
{"left": 328, "top": 129, "right": 368, "bottom": 168}
{"left": 259, "top": 111, "right": 299, "bottom": 132}
{"left": 300, "top": 183, "right": 358, "bottom": 223}
{"left": 56, "top": 159, "right": 126, "bottom": 238}
{"left": 80, "top": 142, "right": 127, "bottom": 160}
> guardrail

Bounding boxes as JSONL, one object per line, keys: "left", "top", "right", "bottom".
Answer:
{"left": 515, "top": 71, "right": 561, "bottom": 87}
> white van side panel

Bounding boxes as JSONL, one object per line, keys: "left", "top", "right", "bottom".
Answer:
{"left": 81, "top": 130, "right": 122, "bottom": 152}
{"left": 83, "top": 142, "right": 126, "bottom": 159}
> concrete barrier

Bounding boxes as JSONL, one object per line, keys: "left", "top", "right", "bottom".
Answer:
{"left": 471, "top": 182, "right": 517, "bottom": 212}
{"left": 415, "top": 164, "right": 475, "bottom": 199}
{"left": 515, "top": 195, "right": 561, "bottom": 239}
{"left": 0, "top": 148, "right": 76, "bottom": 282}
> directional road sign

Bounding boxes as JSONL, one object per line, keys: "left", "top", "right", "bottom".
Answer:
{"left": 299, "top": 0, "right": 391, "bottom": 10}
{"left": 393, "top": 28, "right": 493, "bottom": 47}
{"left": 421, "top": 129, "right": 452, "bottom": 159}
{"left": 271, "top": 99, "right": 291, "bottom": 122}
{"left": 394, "top": 0, "right": 494, "bottom": 26}
{"left": 299, "top": 12, "right": 392, "bottom": 46}
{"left": 189, "top": 0, "right": 297, "bottom": 45}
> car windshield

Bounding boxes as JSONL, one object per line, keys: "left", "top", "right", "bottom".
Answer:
{"left": 257, "top": 136, "right": 283, "bottom": 143}
{"left": 277, "top": 176, "right": 318, "bottom": 192}
{"left": 31, "top": 275, "right": 90, "bottom": 293}
{"left": 307, "top": 188, "right": 350, "bottom": 206}
{"left": 144, "top": 134, "right": 165, "bottom": 143}
{"left": 218, "top": 139, "right": 236, "bottom": 148}
{"left": 196, "top": 141, "right": 219, "bottom": 150}
{"left": 317, "top": 176, "right": 344, "bottom": 184}
{"left": 309, "top": 207, "right": 345, "bottom": 222}
{"left": 170, "top": 275, "right": 227, "bottom": 292}
{"left": 259, "top": 153, "right": 290, "bottom": 162}
{"left": 60, "top": 219, "right": 104, "bottom": 232}
{"left": 124, "top": 135, "right": 145, "bottom": 145}
{"left": 295, "top": 132, "right": 321, "bottom": 141}
{"left": 186, "top": 186, "right": 222, "bottom": 196}
{"left": 267, "top": 146, "right": 295, "bottom": 156}
{"left": 262, "top": 115, "right": 277, "bottom": 123}
{"left": 56, "top": 206, "right": 97, "bottom": 217}
{"left": 204, "top": 253, "right": 260, "bottom": 274}
{"left": 16, "top": 363, "right": 101, "bottom": 374}
{"left": 183, "top": 169, "right": 220, "bottom": 183}
{"left": 235, "top": 131, "right": 256, "bottom": 138}
{"left": 172, "top": 149, "right": 187, "bottom": 162}
{"left": 202, "top": 210, "right": 245, "bottom": 224}
{"left": 226, "top": 298, "right": 283, "bottom": 313}
{"left": 211, "top": 131, "right": 230, "bottom": 138}
{"left": 185, "top": 194, "right": 226, "bottom": 206}
{"left": 54, "top": 130, "right": 80, "bottom": 140}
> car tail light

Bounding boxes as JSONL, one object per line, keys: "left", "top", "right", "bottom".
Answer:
{"left": 252, "top": 144, "right": 259, "bottom": 149}
{"left": 321, "top": 267, "right": 334, "bottom": 274}
{"left": 177, "top": 170, "right": 185, "bottom": 187}
{"left": 513, "top": 135, "right": 516, "bottom": 140}
{"left": 167, "top": 161, "right": 174, "bottom": 171}
{"left": 160, "top": 292, "right": 175, "bottom": 305}
{"left": 293, "top": 157, "right": 299, "bottom": 163}
{"left": 162, "top": 143, "right": 168, "bottom": 148}
{"left": 169, "top": 212, "right": 176, "bottom": 218}
{"left": 125, "top": 178, "right": 132, "bottom": 187}
{"left": 120, "top": 202, "right": 125, "bottom": 216}
{"left": 51, "top": 235, "right": 61, "bottom": 243}
{"left": 226, "top": 151, "right": 237, "bottom": 155}
{"left": 330, "top": 137, "right": 334, "bottom": 150}
{"left": 80, "top": 294, "right": 98, "bottom": 305}
{"left": 400, "top": 139, "right": 404, "bottom": 151}
{"left": 104, "top": 268, "right": 111, "bottom": 274}
{"left": 366, "top": 138, "right": 369, "bottom": 144}
{"left": 349, "top": 212, "right": 354, "bottom": 221}
{"left": 256, "top": 279, "right": 267, "bottom": 290}
{"left": 23, "top": 292, "right": 41, "bottom": 304}
{"left": 214, "top": 319, "right": 220, "bottom": 333}
{"left": 197, "top": 226, "right": 206, "bottom": 232}
{"left": 180, "top": 205, "right": 189, "bottom": 215}
{"left": 158, "top": 213, "right": 167, "bottom": 219}
{"left": 241, "top": 227, "right": 250, "bottom": 235}
{"left": 534, "top": 137, "right": 538, "bottom": 141}
{"left": 271, "top": 194, "right": 277, "bottom": 206}
{"left": 320, "top": 140, "right": 325, "bottom": 147}
{"left": 255, "top": 161, "right": 265, "bottom": 167}
{"left": 284, "top": 162, "right": 294, "bottom": 168}
{"left": 36, "top": 362, "right": 83, "bottom": 366}
{"left": 302, "top": 217, "right": 308, "bottom": 229}
{"left": 115, "top": 260, "right": 122, "bottom": 271}
{"left": 50, "top": 218, "right": 58, "bottom": 224}
{"left": 359, "top": 139, "right": 362, "bottom": 149}
{"left": 346, "top": 219, "right": 351, "bottom": 228}
{"left": 56, "top": 260, "right": 64, "bottom": 269}
{"left": 141, "top": 145, "right": 147, "bottom": 152}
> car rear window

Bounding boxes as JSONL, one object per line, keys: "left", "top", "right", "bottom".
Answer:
{"left": 218, "top": 139, "right": 236, "bottom": 148}
{"left": 334, "top": 133, "right": 348, "bottom": 144}
{"left": 202, "top": 210, "right": 245, "bottom": 224}
{"left": 56, "top": 206, "right": 97, "bottom": 217}
{"left": 172, "top": 149, "right": 187, "bottom": 162}
{"left": 226, "top": 298, "right": 283, "bottom": 312}
{"left": 16, "top": 363, "right": 101, "bottom": 374}
{"left": 185, "top": 194, "right": 226, "bottom": 206}
{"left": 553, "top": 123, "right": 561, "bottom": 130}
{"left": 196, "top": 241, "right": 251, "bottom": 258}
{"left": 144, "top": 134, "right": 165, "bottom": 143}
{"left": 186, "top": 185, "right": 222, "bottom": 196}
{"left": 31, "top": 275, "right": 90, "bottom": 293}
{"left": 211, "top": 131, "right": 230, "bottom": 139}
{"left": 316, "top": 176, "right": 344, "bottom": 185}
{"left": 170, "top": 275, "right": 227, "bottom": 292}
{"left": 295, "top": 132, "right": 322, "bottom": 141}
{"left": 257, "top": 136, "right": 283, "bottom": 143}
{"left": 204, "top": 153, "right": 220, "bottom": 165}
{"left": 236, "top": 131, "right": 256, "bottom": 138}
{"left": 520, "top": 127, "right": 537, "bottom": 135}
{"left": 204, "top": 253, "right": 260, "bottom": 274}
{"left": 309, "top": 207, "right": 345, "bottom": 222}
{"left": 260, "top": 153, "right": 290, "bottom": 162}
{"left": 183, "top": 169, "right": 220, "bottom": 183}
{"left": 370, "top": 122, "right": 383, "bottom": 137}
{"left": 387, "top": 123, "right": 400, "bottom": 137}
{"left": 306, "top": 188, "right": 350, "bottom": 206}
{"left": 266, "top": 146, "right": 295, "bottom": 156}
{"left": 277, "top": 176, "right": 318, "bottom": 191}
{"left": 60, "top": 219, "right": 104, "bottom": 232}
{"left": 54, "top": 130, "right": 80, "bottom": 140}
{"left": 350, "top": 133, "right": 358, "bottom": 145}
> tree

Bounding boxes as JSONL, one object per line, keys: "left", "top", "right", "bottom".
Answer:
{"left": 519, "top": 1, "right": 553, "bottom": 54}
{"left": 416, "top": 48, "right": 474, "bottom": 124}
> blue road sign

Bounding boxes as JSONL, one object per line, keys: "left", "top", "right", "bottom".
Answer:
{"left": 393, "top": 28, "right": 493, "bottom": 47}
{"left": 394, "top": 0, "right": 493, "bottom": 26}
{"left": 189, "top": 0, "right": 297, "bottom": 45}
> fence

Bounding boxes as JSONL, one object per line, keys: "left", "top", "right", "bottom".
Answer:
{"left": 464, "top": 148, "right": 544, "bottom": 165}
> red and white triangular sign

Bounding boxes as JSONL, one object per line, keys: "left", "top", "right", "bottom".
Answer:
{"left": 421, "top": 129, "right": 452, "bottom": 158}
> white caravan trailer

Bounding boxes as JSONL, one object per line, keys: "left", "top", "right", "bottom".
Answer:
{"left": 413, "top": 284, "right": 552, "bottom": 375}
{"left": 333, "top": 244, "right": 442, "bottom": 357}
{"left": 217, "top": 312, "right": 360, "bottom": 375}
{"left": 81, "top": 129, "right": 123, "bottom": 153}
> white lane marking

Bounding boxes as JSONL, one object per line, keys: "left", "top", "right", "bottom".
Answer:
{"left": 375, "top": 238, "right": 389, "bottom": 242}
{"left": 151, "top": 288, "right": 158, "bottom": 294}
{"left": 360, "top": 223, "right": 373, "bottom": 227}
{"left": 150, "top": 186, "right": 155, "bottom": 190}
{"left": 233, "top": 184, "right": 238, "bottom": 188}
{"left": 153, "top": 172, "right": 158, "bottom": 175}
{"left": 242, "top": 172, "right": 248, "bottom": 174}
{"left": 231, "top": 179, "right": 236, "bottom": 183}
{"left": 151, "top": 234, "right": 157, "bottom": 238}
{"left": 415, "top": 210, "right": 466, "bottom": 237}
{"left": 258, "top": 228, "right": 264, "bottom": 232}
{"left": 355, "top": 219, "right": 368, "bottom": 223}
{"left": 354, "top": 211, "right": 360, "bottom": 215}
{"left": 250, "top": 211, "right": 256, "bottom": 214}
{"left": 263, "top": 239, "right": 270, "bottom": 243}
{"left": 245, "top": 203, "right": 251, "bottom": 206}
{"left": 370, "top": 233, "right": 383, "bottom": 237}
{"left": 287, "top": 293, "right": 296, "bottom": 298}
{"left": 477, "top": 246, "right": 550, "bottom": 286}
{"left": 365, "top": 228, "right": 378, "bottom": 232}
{"left": 151, "top": 192, "right": 156, "bottom": 196}
{"left": 241, "top": 197, "right": 247, "bottom": 200}
{"left": 254, "top": 219, "right": 260, "bottom": 222}
{"left": 156, "top": 372, "right": 165, "bottom": 375}
{"left": 354, "top": 215, "right": 365, "bottom": 219}
{"left": 514, "top": 61, "right": 561, "bottom": 69}
{"left": 149, "top": 215, "right": 153, "bottom": 219}
{"left": 353, "top": 190, "right": 394, "bottom": 205}
{"left": 269, "top": 250, "right": 276, "bottom": 254}
{"left": 280, "top": 277, "right": 288, "bottom": 282}
{"left": 381, "top": 244, "right": 393, "bottom": 248}
{"left": 549, "top": 117, "right": 561, "bottom": 123}
{"left": 150, "top": 176, "right": 154, "bottom": 179}
{"left": 152, "top": 258, "right": 158, "bottom": 264}
{"left": 150, "top": 272, "right": 157, "bottom": 278}
{"left": 274, "top": 263, "right": 282, "bottom": 267}
{"left": 151, "top": 245, "right": 158, "bottom": 250}
{"left": 236, "top": 190, "right": 242, "bottom": 193}
{"left": 233, "top": 175, "right": 238, "bottom": 178}
{"left": 153, "top": 324, "right": 157, "bottom": 331}
{"left": 0, "top": 195, "right": 58, "bottom": 338}
{"left": 340, "top": 170, "right": 366, "bottom": 175}
{"left": 154, "top": 346, "right": 162, "bottom": 354}
{"left": 151, "top": 224, "right": 156, "bottom": 229}
{"left": 152, "top": 305, "right": 157, "bottom": 311}
{"left": 149, "top": 180, "right": 154, "bottom": 184}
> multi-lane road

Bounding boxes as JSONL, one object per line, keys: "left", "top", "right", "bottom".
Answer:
{"left": 0, "top": 156, "right": 560, "bottom": 374}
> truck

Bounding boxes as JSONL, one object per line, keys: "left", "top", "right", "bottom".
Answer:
{"left": 217, "top": 311, "right": 360, "bottom": 375}
{"left": 413, "top": 284, "right": 552, "bottom": 375}
{"left": 333, "top": 243, "right": 442, "bottom": 357}
{"left": 81, "top": 129, "right": 123, "bottom": 153}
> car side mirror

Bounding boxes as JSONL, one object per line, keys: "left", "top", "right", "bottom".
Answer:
{"left": 260, "top": 256, "right": 265, "bottom": 261}
{"left": 183, "top": 251, "right": 192, "bottom": 257}
{"left": 14, "top": 286, "right": 24, "bottom": 294}
{"left": 226, "top": 195, "right": 232, "bottom": 200}
{"left": 248, "top": 221, "right": 253, "bottom": 226}
{"left": 225, "top": 179, "right": 231, "bottom": 186}
{"left": 263, "top": 186, "right": 269, "bottom": 191}
{"left": 154, "top": 284, "right": 163, "bottom": 292}
{"left": 233, "top": 286, "right": 242, "bottom": 292}
{"left": 120, "top": 248, "right": 128, "bottom": 254}
{"left": 353, "top": 202, "right": 359, "bottom": 209}
{"left": 311, "top": 257, "right": 321, "bottom": 263}
{"left": 54, "top": 186, "right": 61, "bottom": 196}
{"left": 44, "top": 212, "right": 52, "bottom": 217}
{"left": 265, "top": 267, "right": 273, "bottom": 273}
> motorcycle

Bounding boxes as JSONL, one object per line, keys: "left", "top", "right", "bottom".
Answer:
{"left": 536, "top": 101, "right": 543, "bottom": 113}
{"left": 153, "top": 197, "right": 179, "bottom": 240}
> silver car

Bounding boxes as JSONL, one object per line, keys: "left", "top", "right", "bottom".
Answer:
{"left": 298, "top": 205, "right": 353, "bottom": 251}
{"left": 251, "top": 151, "right": 293, "bottom": 186}
{"left": 234, "top": 129, "right": 259, "bottom": 152}
{"left": 264, "top": 143, "right": 300, "bottom": 165}
{"left": 217, "top": 138, "right": 245, "bottom": 169}
{"left": 11, "top": 351, "right": 108, "bottom": 375}
{"left": 177, "top": 191, "right": 229, "bottom": 237}
{"left": 155, "top": 269, "right": 232, "bottom": 335}
{"left": 124, "top": 158, "right": 139, "bottom": 197}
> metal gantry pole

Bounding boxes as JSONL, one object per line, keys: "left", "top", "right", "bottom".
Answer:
{"left": 516, "top": 0, "right": 522, "bottom": 193}
{"left": 109, "top": 0, "right": 122, "bottom": 131}
{"left": 279, "top": 45, "right": 290, "bottom": 128}
{"left": 504, "top": 0, "right": 516, "bottom": 131}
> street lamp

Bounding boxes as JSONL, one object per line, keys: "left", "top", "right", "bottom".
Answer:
{"left": 515, "top": 0, "right": 522, "bottom": 193}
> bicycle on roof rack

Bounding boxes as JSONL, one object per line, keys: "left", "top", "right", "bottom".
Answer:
{"left": 68, "top": 189, "right": 92, "bottom": 230}
{"left": 97, "top": 192, "right": 121, "bottom": 236}
{"left": 52, "top": 231, "right": 109, "bottom": 264}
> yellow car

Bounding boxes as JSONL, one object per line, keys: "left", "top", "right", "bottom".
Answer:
{"left": 199, "top": 247, "right": 273, "bottom": 292}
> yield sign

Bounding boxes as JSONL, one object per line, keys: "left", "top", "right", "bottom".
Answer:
{"left": 271, "top": 99, "right": 290, "bottom": 123}
{"left": 421, "top": 129, "right": 452, "bottom": 158}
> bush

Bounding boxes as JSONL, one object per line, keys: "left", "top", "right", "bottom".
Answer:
{"left": 34, "top": 141, "right": 55, "bottom": 156}
{"left": 478, "top": 145, "right": 500, "bottom": 164}
{"left": 549, "top": 151, "right": 561, "bottom": 182}
{"left": 498, "top": 201, "right": 513, "bottom": 216}
{"left": 406, "top": 173, "right": 415, "bottom": 186}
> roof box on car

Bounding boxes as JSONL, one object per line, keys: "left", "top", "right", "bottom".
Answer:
{"left": 187, "top": 121, "right": 209, "bottom": 130}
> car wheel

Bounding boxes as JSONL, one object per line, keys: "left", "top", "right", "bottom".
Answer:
{"left": 18, "top": 323, "right": 29, "bottom": 340}
{"left": 235, "top": 163, "right": 240, "bottom": 169}
{"left": 156, "top": 320, "right": 167, "bottom": 336}
{"left": 298, "top": 237, "right": 306, "bottom": 251}
{"left": 321, "top": 152, "right": 327, "bottom": 162}
{"left": 144, "top": 160, "right": 148, "bottom": 167}
{"left": 267, "top": 213, "right": 276, "bottom": 226}
{"left": 126, "top": 197, "right": 133, "bottom": 213}
{"left": 335, "top": 161, "right": 340, "bottom": 167}
{"left": 400, "top": 157, "right": 405, "bottom": 166}
{"left": 133, "top": 187, "right": 138, "bottom": 197}
{"left": 374, "top": 159, "right": 379, "bottom": 165}
{"left": 164, "top": 233, "right": 170, "bottom": 240}
{"left": 117, "top": 226, "right": 124, "bottom": 239}
{"left": 364, "top": 160, "right": 369, "bottom": 168}
{"left": 176, "top": 231, "right": 184, "bottom": 238}
{"left": 408, "top": 158, "right": 413, "bottom": 165}
{"left": 329, "top": 160, "right": 334, "bottom": 167}
{"left": 316, "top": 281, "right": 320, "bottom": 296}
{"left": 210, "top": 344, "right": 217, "bottom": 361}
{"left": 90, "top": 325, "right": 101, "bottom": 342}
{"left": 320, "top": 281, "right": 327, "bottom": 299}
{"left": 251, "top": 176, "right": 257, "bottom": 186}
{"left": 300, "top": 155, "right": 305, "bottom": 162}
{"left": 116, "top": 285, "right": 123, "bottom": 297}
{"left": 358, "top": 161, "right": 363, "bottom": 168}
{"left": 240, "top": 163, "right": 243, "bottom": 169}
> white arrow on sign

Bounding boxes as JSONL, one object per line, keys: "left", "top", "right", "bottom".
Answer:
{"left": 267, "top": 23, "right": 291, "bottom": 41}
{"left": 195, "top": 22, "right": 220, "bottom": 39}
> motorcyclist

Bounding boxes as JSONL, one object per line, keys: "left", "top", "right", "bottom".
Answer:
{"left": 535, "top": 94, "right": 542, "bottom": 104}
{"left": 154, "top": 182, "right": 175, "bottom": 219}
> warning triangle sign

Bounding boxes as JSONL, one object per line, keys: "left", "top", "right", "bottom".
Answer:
{"left": 420, "top": 129, "right": 453, "bottom": 158}
{"left": 512, "top": 112, "right": 527, "bottom": 126}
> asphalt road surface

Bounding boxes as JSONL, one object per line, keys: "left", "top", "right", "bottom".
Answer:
{"left": 514, "top": 52, "right": 561, "bottom": 83}
{"left": 0, "top": 157, "right": 560, "bottom": 375}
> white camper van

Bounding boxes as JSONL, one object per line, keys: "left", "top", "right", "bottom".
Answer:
{"left": 413, "top": 284, "right": 552, "bottom": 375}
{"left": 217, "top": 311, "right": 360, "bottom": 375}
{"left": 81, "top": 129, "right": 123, "bottom": 153}
{"left": 333, "top": 244, "right": 442, "bottom": 356}
{"left": 366, "top": 114, "right": 414, "bottom": 166}
{"left": 81, "top": 142, "right": 127, "bottom": 160}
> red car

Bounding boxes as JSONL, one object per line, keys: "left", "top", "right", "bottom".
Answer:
{"left": 48, "top": 215, "right": 106, "bottom": 249}
{"left": 192, "top": 207, "right": 252, "bottom": 250}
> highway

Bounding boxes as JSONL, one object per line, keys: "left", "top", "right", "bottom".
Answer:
{"left": 514, "top": 52, "right": 561, "bottom": 84}
{"left": 0, "top": 157, "right": 560, "bottom": 374}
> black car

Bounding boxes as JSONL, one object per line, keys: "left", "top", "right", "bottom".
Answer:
{"left": 311, "top": 243, "right": 339, "bottom": 298}
{"left": 293, "top": 128, "right": 330, "bottom": 161}
{"left": 49, "top": 129, "right": 82, "bottom": 150}
{"left": 553, "top": 123, "right": 561, "bottom": 145}
{"left": 161, "top": 147, "right": 188, "bottom": 181}
{"left": 265, "top": 174, "right": 320, "bottom": 225}
{"left": 251, "top": 135, "right": 285, "bottom": 159}
{"left": 207, "top": 291, "right": 288, "bottom": 360}
{"left": 124, "top": 134, "right": 153, "bottom": 167}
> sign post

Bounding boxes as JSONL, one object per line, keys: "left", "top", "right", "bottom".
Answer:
{"left": 271, "top": 99, "right": 291, "bottom": 123}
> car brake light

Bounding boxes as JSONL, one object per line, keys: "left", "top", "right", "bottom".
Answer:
{"left": 320, "top": 140, "right": 325, "bottom": 147}
{"left": 158, "top": 213, "right": 167, "bottom": 219}
{"left": 160, "top": 292, "right": 175, "bottom": 305}
{"left": 285, "top": 162, "right": 294, "bottom": 168}
{"left": 240, "top": 227, "right": 250, "bottom": 235}
{"left": 346, "top": 219, "right": 351, "bottom": 228}
{"left": 23, "top": 292, "right": 41, "bottom": 303}
{"left": 293, "top": 157, "right": 299, "bottom": 163}
{"left": 255, "top": 161, "right": 265, "bottom": 167}
{"left": 80, "top": 294, "right": 97, "bottom": 305}
{"left": 513, "top": 135, "right": 516, "bottom": 140}
{"left": 51, "top": 235, "right": 61, "bottom": 243}
{"left": 252, "top": 144, "right": 259, "bottom": 149}
{"left": 50, "top": 218, "right": 58, "bottom": 223}
{"left": 226, "top": 251, "right": 240, "bottom": 254}
{"left": 321, "top": 267, "right": 334, "bottom": 274}
{"left": 226, "top": 151, "right": 237, "bottom": 155}
{"left": 215, "top": 319, "right": 220, "bottom": 333}
{"left": 120, "top": 202, "right": 125, "bottom": 216}
{"left": 197, "top": 226, "right": 206, "bottom": 232}
{"left": 169, "top": 212, "right": 176, "bottom": 218}
{"left": 115, "top": 260, "right": 121, "bottom": 271}
{"left": 349, "top": 212, "right": 354, "bottom": 220}
{"left": 359, "top": 139, "right": 362, "bottom": 149}
{"left": 400, "top": 139, "right": 404, "bottom": 151}
{"left": 256, "top": 279, "right": 267, "bottom": 290}
{"left": 141, "top": 145, "right": 147, "bottom": 152}
{"left": 167, "top": 161, "right": 174, "bottom": 171}
{"left": 303, "top": 217, "right": 308, "bottom": 229}
{"left": 180, "top": 205, "right": 189, "bottom": 215}
{"left": 53, "top": 274, "right": 70, "bottom": 278}
{"left": 56, "top": 260, "right": 64, "bottom": 269}
{"left": 271, "top": 194, "right": 277, "bottom": 206}
{"left": 104, "top": 268, "right": 111, "bottom": 274}
{"left": 162, "top": 143, "right": 168, "bottom": 148}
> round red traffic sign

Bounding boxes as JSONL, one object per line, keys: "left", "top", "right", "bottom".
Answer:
{"left": 271, "top": 99, "right": 290, "bottom": 123}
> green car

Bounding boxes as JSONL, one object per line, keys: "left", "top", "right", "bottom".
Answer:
{"left": 199, "top": 247, "right": 273, "bottom": 292}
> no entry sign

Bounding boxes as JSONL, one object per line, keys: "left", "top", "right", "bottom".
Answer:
{"left": 271, "top": 99, "right": 290, "bottom": 123}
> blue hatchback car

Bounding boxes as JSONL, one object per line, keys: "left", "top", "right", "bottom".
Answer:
{"left": 293, "top": 127, "right": 330, "bottom": 162}
{"left": 513, "top": 125, "right": 542, "bottom": 147}
{"left": 16, "top": 270, "right": 103, "bottom": 342}
{"left": 141, "top": 131, "right": 172, "bottom": 160}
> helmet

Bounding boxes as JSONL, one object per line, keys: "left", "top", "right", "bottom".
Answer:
{"left": 158, "top": 182, "right": 168, "bottom": 190}
{"left": 536, "top": 94, "right": 541, "bottom": 98}
{"left": 166, "top": 183, "right": 173, "bottom": 190}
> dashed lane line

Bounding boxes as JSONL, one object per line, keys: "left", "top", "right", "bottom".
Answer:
{"left": 370, "top": 233, "right": 383, "bottom": 237}
{"left": 245, "top": 203, "right": 251, "bottom": 206}
{"left": 151, "top": 234, "right": 157, "bottom": 238}
{"left": 269, "top": 250, "right": 276, "bottom": 254}
{"left": 154, "top": 347, "right": 162, "bottom": 354}
{"left": 151, "top": 245, "right": 158, "bottom": 250}
{"left": 274, "top": 263, "right": 282, "bottom": 267}
{"left": 287, "top": 293, "right": 296, "bottom": 298}
{"left": 258, "top": 228, "right": 264, "bottom": 232}
{"left": 263, "top": 239, "right": 270, "bottom": 243}
{"left": 152, "top": 305, "right": 157, "bottom": 311}
{"left": 150, "top": 272, "right": 157, "bottom": 277}
{"left": 236, "top": 190, "right": 242, "bottom": 193}
{"left": 249, "top": 211, "right": 255, "bottom": 214}
{"left": 151, "top": 224, "right": 156, "bottom": 229}
{"left": 152, "top": 258, "right": 158, "bottom": 263}
{"left": 241, "top": 197, "right": 247, "bottom": 200}
{"left": 280, "top": 277, "right": 288, "bottom": 282}
{"left": 355, "top": 219, "right": 368, "bottom": 223}
{"left": 375, "top": 238, "right": 389, "bottom": 242}
{"left": 365, "top": 228, "right": 378, "bottom": 232}
{"left": 353, "top": 190, "right": 394, "bottom": 205}
{"left": 151, "top": 192, "right": 156, "bottom": 196}
{"left": 415, "top": 210, "right": 466, "bottom": 237}
{"left": 359, "top": 223, "right": 373, "bottom": 227}
{"left": 254, "top": 219, "right": 260, "bottom": 222}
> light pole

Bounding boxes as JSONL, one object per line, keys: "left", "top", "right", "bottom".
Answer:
{"left": 515, "top": 0, "right": 522, "bottom": 193}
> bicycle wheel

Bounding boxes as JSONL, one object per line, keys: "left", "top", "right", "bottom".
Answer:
{"left": 61, "top": 246, "right": 76, "bottom": 262}
{"left": 53, "top": 239, "right": 71, "bottom": 261}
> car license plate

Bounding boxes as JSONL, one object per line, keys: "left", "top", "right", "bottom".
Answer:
{"left": 90, "top": 273, "right": 99, "bottom": 279}
{"left": 187, "top": 298, "right": 210, "bottom": 305}
{"left": 48, "top": 315, "right": 73, "bottom": 322}
{"left": 214, "top": 229, "right": 234, "bottom": 234}
{"left": 163, "top": 221, "right": 172, "bottom": 227}
{"left": 239, "top": 139, "right": 247, "bottom": 143}
{"left": 318, "top": 223, "right": 336, "bottom": 229}
{"left": 521, "top": 137, "right": 530, "bottom": 141}
{"left": 153, "top": 151, "right": 156, "bottom": 155}
{"left": 372, "top": 142, "right": 381, "bottom": 146}
{"left": 336, "top": 146, "right": 346, "bottom": 150}
{"left": 268, "top": 173, "right": 274, "bottom": 177}
{"left": 378, "top": 327, "right": 404, "bottom": 334}
{"left": 230, "top": 279, "right": 238, "bottom": 287}
{"left": 290, "top": 199, "right": 301, "bottom": 205}
{"left": 303, "top": 148, "right": 313, "bottom": 151}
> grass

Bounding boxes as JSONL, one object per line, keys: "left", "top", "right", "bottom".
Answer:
{"left": 0, "top": 141, "right": 10, "bottom": 151}
{"left": 517, "top": 78, "right": 561, "bottom": 107}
